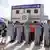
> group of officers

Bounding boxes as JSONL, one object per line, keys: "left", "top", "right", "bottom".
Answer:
{"left": 7, "top": 21, "right": 44, "bottom": 45}
{"left": 0, "top": 19, "right": 50, "bottom": 47}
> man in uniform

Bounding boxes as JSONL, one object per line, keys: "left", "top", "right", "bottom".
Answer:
{"left": 24, "top": 22, "right": 30, "bottom": 44}
{"left": 0, "top": 18, "right": 7, "bottom": 44}
{"left": 35, "top": 21, "right": 42, "bottom": 45}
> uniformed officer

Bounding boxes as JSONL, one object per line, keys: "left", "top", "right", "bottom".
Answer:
{"left": 0, "top": 18, "right": 7, "bottom": 44}
{"left": 35, "top": 22, "right": 42, "bottom": 45}
{"left": 14, "top": 21, "right": 24, "bottom": 43}
{"left": 40, "top": 23, "right": 44, "bottom": 43}
{"left": 24, "top": 22, "right": 30, "bottom": 44}
{"left": 20, "top": 23, "right": 25, "bottom": 43}
{"left": 29, "top": 23, "right": 35, "bottom": 44}
{"left": 8, "top": 21, "right": 15, "bottom": 43}
{"left": 44, "top": 22, "right": 50, "bottom": 47}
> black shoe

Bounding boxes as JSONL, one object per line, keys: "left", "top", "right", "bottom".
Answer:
{"left": 16, "top": 41, "right": 21, "bottom": 44}
{"left": 20, "top": 40, "right": 23, "bottom": 43}
{"left": 44, "top": 40, "right": 49, "bottom": 48}
{"left": 44, "top": 42, "right": 49, "bottom": 48}
{"left": 28, "top": 42, "right": 31, "bottom": 44}
{"left": 44, "top": 44, "right": 49, "bottom": 48}
{"left": 28, "top": 41, "right": 32, "bottom": 45}
{"left": 9, "top": 40, "right": 15, "bottom": 43}
{"left": 35, "top": 42, "right": 40, "bottom": 46}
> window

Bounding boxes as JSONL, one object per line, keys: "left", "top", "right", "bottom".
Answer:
{"left": 27, "top": 10, "right": 31, "bottom": 13}
{"left": 34, "top": 9, "right": 38, "bottom": 13}
{"left": 16, "top": 10, "right": 19, "bottom": 14}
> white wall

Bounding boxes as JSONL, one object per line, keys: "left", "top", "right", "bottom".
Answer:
{"left": 0, "top": 0, "right": 50, "bottom": 20}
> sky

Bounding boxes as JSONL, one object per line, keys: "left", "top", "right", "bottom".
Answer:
{"left": 0, "top": 0, "right": 50, "bottom": 20}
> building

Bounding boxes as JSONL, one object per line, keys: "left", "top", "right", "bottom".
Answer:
{"left": 11, "top": 4, "right": 48, "bottom": 23}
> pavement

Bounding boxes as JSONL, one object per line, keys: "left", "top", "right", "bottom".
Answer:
{"left": 0, "top": 36, "right": 50, "bottom": 50}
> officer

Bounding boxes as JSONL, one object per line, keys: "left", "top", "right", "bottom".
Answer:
{"left": 34, "top": 21, "right": 42, "bottom": 45}
{"left": 40, "top": 23, "right": 44, "bottom": 43}
{"left": 29, "top": 23, "right": 35, "bottom": 44}
{"left": 44, "top": 21, "right": 50, "bottom": 47}
{"left": 24, "top": 22, "right": 30, "bottom": 44}
{"left": 14, "top": 21, "right": 23, "bottom": 44}
{"left": 0, "top": 18, "right": 7, "bottom": 44}
{"left": 8, "top": 21, "right": 15, "bottom": 43}
{"left": 20, "top": 23, "right": 25, "bottom": 43}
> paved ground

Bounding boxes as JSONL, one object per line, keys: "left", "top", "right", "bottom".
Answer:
{"left": 0, "top": 36, "right": 50, "bottom": 50}
{"left": 4, "top": 40, "right": 50, "bottom": 50}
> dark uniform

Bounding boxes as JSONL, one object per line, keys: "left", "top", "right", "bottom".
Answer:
{"left": 0, "top": 22, "right": 7, "bottom": 37}
{"left": 13, "top": 21, "right": 25, "bottom": 43}
{"left": 40, "top": 23, "right": 44, "bottom": 43}
{"left": 0, "top": 19, "right": 7, "bottom": 43}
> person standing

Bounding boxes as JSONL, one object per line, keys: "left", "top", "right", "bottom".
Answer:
{"left": 29, "top": 23, "right": 35, "bottom": 44}
{"left": 24, "top": 22, "right": 30, "bottom": 44}
{"left": 35, "top": 22, "right": 42, "bottom": 45}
